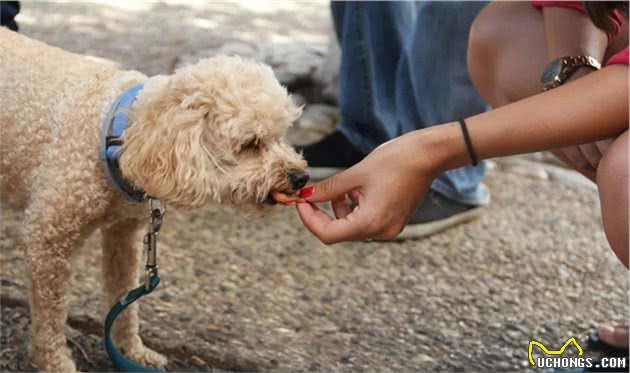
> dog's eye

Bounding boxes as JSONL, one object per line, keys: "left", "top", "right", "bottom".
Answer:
{"left": 240, "top": 138, "right": 260, "bottom": 152}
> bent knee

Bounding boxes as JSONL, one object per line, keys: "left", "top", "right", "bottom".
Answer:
{"left": 468, "top": 2, "right": 547, "bottom": 106}
{"left": 467, "top": 3, "right": 510, "bottom": 105}
{"left": 467, "top": 5, "right": 496, "bottom": 93}
{"left": 597, "top": 132, "right": 629, "bottom": 266}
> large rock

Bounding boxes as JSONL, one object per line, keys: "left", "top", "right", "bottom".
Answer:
{"left": 174, "top": 41, "right": 329, "bottom": 100}
{"left": 286, "top": 103, "right": 340, "bottom": 146}
{"left": 312, "top": 25, "right": 340, "bottom": 103}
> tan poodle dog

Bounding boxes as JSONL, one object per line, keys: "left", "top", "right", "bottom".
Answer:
{"left": 0, "top": 28, "right": 308, "bottom": 372}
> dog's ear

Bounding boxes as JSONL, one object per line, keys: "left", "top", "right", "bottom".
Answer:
{"left": 118, "top": 95, "right": 220, "bottom": 208}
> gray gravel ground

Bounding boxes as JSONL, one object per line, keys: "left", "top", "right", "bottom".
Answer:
{"left": 1, "top": 2, "right": 628, "bottom": 372}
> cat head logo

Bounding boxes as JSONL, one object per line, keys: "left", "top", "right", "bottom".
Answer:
{"left": 528, "top": 337, "right": 584, "bottom": 366}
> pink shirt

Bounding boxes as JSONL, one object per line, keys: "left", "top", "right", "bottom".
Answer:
{"left": 608, "top": 48, "right": 629, "bottom": 66}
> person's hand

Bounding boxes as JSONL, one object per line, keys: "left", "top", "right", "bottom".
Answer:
{"left": 295, "top": 130, "right": 440, "bottom": 244}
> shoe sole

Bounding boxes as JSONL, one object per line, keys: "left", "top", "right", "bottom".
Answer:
{"left": 387, "top": 206, "right": 485, "bottom": 241}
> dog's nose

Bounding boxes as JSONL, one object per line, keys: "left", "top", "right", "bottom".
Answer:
{"left": 288, "top": 171, "right": 310, "bottom": 190}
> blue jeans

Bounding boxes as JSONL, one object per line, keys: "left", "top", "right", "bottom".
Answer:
{"left": 332, "top": 1, "right": 490, "bottom": 205}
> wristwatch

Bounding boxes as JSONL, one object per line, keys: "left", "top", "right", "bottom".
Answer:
{"left": 540, "top": 56, "right": 601, "bottom": 91}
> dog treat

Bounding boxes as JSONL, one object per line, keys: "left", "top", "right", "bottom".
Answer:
{"left": 271, "top": 191, "right": 305, "bottom": 205}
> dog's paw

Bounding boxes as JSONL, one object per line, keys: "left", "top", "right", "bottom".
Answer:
{"left": 124, "top": 344, "right": 168, "bottom": 368}
{"left": 32, "top": 343, "right": 77, "bottom": 373}
{"left": 35, "top": 357, "right": 77, "bottom": 373}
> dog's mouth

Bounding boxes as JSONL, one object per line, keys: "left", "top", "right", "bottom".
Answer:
{"left": 265, "top": 194, "right": 277, "bottom": 205}
{"left": 263, "top": 170, "right": 311, "bottom": 205}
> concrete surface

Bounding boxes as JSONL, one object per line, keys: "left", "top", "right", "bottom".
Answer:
{"left": 1, "top": 2, "right": 627, "bottom": 372}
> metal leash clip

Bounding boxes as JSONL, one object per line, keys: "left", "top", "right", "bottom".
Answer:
{"left": 105, "top": 197, "right": 168, "bottom": 372}
{"left": 144, "top": 198, "right": 166, "bottom": 290}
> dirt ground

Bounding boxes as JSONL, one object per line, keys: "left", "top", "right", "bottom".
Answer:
{"left": 1, "top": 2, "right": 628, "bottom": 372}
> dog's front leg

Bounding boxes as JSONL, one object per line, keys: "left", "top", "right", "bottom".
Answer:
{"left": 101, "top": 219, "right": 167, "bottom": 368}
{"left": 24, "top": 201, "right": 98, "bottom": 372}
{"left": 27, "top": 237, "right": 77, "bottom": 372}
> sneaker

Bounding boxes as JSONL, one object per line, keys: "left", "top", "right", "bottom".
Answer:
{"left": 296, "top": 131, "right": 364, "bottom": 180}
{"left": 392, "top": 190, "right": 485, "bottom": 240}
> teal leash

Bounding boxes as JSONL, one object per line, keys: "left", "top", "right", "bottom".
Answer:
{"left": 104, "top": 276, "right": 163, "bottom": 372}
{"left": 104, "top": 199, "right": 166, "bottom": 372}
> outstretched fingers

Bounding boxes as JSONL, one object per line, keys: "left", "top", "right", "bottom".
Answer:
{"left": 303, "top": 167, "right": 362, "bottom": 203}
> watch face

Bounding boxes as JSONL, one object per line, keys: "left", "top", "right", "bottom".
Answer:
{"left": 541, "top": 60, "right": 564, "bottom": 85}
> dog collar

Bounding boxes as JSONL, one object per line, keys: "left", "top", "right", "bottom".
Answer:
{"left": 99, "top": 84, "right": 147, "bottom": 202}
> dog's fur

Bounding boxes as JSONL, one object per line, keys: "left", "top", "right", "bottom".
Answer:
{"left": 0, "top": 28, "right": 306, "bottom": 372}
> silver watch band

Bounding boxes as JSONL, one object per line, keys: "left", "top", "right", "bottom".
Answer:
{"left": 566, "top": 55, "right": 602, "bottom": 70}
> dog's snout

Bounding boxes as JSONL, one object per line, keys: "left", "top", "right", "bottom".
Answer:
{"left": 288, "top": 171, "right": 310, "bottom": 190}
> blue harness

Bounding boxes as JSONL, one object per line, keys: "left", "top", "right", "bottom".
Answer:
{"left": 100, "top": 84, "right": 166, "bottom": 372}
{"left": 99, "top": 84, "right": 147, "bottom": 203}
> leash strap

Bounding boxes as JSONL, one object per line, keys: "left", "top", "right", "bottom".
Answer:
{"left": 104, "top": 275, "right": 164, "bottom": 372}
{"left": 104, "top": 199, "right": 166, "bottom": 372}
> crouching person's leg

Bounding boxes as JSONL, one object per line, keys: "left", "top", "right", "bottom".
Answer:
{"left": 597, "top": 131, "right": 629, "bottom": 268}
{"left": 467, "top": 1, "right": 548, "bottom": 107}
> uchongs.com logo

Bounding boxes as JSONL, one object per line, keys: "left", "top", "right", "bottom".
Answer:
{"left": 528, "top": 337, "right": 627, "bottom": 370}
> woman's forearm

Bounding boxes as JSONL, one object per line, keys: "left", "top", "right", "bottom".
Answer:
{"left": 416, "top": 66, "right": 628, "bottom": 172}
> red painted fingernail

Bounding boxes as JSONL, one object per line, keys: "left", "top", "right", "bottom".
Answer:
{"left": 299, "top": 185, "right": 314, "bottom": 198}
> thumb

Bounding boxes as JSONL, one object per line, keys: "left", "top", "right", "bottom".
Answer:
{"left": 301, "top": 167, "right": 362, "bottom": 203}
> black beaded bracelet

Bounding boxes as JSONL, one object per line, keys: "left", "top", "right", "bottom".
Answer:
{"left": 458, "top": 118, "right": 478, "bottom": 166}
